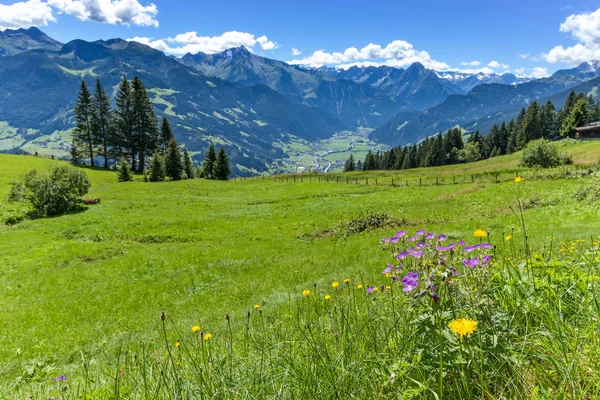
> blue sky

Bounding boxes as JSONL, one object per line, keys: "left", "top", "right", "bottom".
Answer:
{"left": 2, "top": 0, "right": 600, "bottom": 77}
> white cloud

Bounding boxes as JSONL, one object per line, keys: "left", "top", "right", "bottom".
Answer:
{"left": 519, "top": 53, "right": 530, "bottom": 59}
{"left": 128, "top": 31, "right": 278, "bottom": 56}
{"left": 291, "top": 47, "right": 301, "bottom": 56}
{"left": 48, "top": 0, "right": 158, "bottom": 27}
{"left": 0, "top": 0, "right": 56, "bottom": 30}
{"left": 544, "top": 8, "right": 600, "bottom": 64}
{"left": 256, "top": 35, "right": 277, "bottom": 50}
{"left": 287, "top": 40, "right": 450, "bottom": 70}
{"left": 460, "top": 60, "right": 481, "bottom": 66}
{"left": 515, "top": 67, "right": 526, "bottom": 75}
{"left": 531, "top": 67, "right": 550, "bottom": 78}
{"left": 487, "top": 60, "right": 509, "bottom": 69}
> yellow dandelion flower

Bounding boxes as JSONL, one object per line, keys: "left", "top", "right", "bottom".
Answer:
{"left": 385, "top": 272, "right": 391, "bottom": 278}
{"left": 357, "top": 284, "right": 363, "bottom": 289}
{"left": 254, "top": 304, "right": 261, "bottom": 309}
{"left": 505, "top": 235, "right": 512, "bottom": 241}
{"left": 175, "top": 340, "right": 181, "bottom": 348}
{"left": 191, "top": 325, "right": 200, "bottom": 333}
{"left": 386, "top": 286, "right": 391, "bottom": 290}
{"left": 474, "top": 229, "right": 487, "bottom": 238}
{"left": 343, "top": 278, "right": 350, "bottom": 284}
{"left": 324, "top": 295, "right": 332, "bottom": 300}
{"left": 332, "top": 281, "right": 340, "bottom": 288}
{"left": 302, "top": 289, "right": 311, "bottom": 296}
{"left": 373, "top": 287, "right": 379, "bottom": 292}
{"left": 203, "top": 333, "right": 212, "bottom": 341}
{"left": 448, "top": 318, "right": 478, "bottom": 339}
{"left": 514, "top": 176, "right": 523, "bottom": 183}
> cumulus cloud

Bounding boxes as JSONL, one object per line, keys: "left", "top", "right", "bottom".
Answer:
{"left": 0, "top": 0, "right": 56, "bottom": 30}
{"left": 48, "top": 0, "right": 158, "bottom": 27}
{"left": 519, "top": 53, "right": 530, "bottom": 59}
{"left": 287, "top": 40, "right": 450, "bottom": 70}
{"left": 487, "top": 60, "right": 509, "bottom": 69}
{"left": 128, "top": 31, "right": 278, "bottom": 56}
{"left": 460, "top": 60, "right": 481, "bottom": 66}
{"left": 291, "top": 47, "right": 301, "bottom": 56}
{"left": 544, "top": 8, "right": 600, "bottom": 64}
{"left": 530, "top": 67, "right": 550, "bottom": 78}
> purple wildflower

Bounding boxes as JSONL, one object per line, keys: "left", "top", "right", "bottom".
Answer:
{"left": 401, "top": 272, "right": 419, "bottom": 293}
{"left": 436, "top": 245, "right": 449, "bottom": 251}
{"left": 407, "top": 236, "right": 420, "bottom": 242}
{"left": 464, "top": 245, "right": 476, "bottom": 253}
{"left": 382, "top": 264, "right": 393, "bottom": 274}
{"left": 430, "top": 292, "right": 440, "bottom": 303}
{"left": 425, "top": 233, "right": 435, "bottom": 239}
{"left": 367, "top": 286, "right": 375, "bottom": 293}
{"left": 380, "top": 285, "right": 386, "bottom": 291}
{"left": 381, "top": 238, "right": 391, "bottom": 243}
{"left": 458, "top": 240, "right": 465, "bottom": 246}
{"left": 389, "top": 237, "right": 399, "bottom": 243}
{"left": 437, "top": 234, "right": 447, "bottom": 242}
{"left": 448, "top": 242, "right": 456, "bottom": 250}
{"left": 54, "top": 376, "right": 67, "bottom": 381}
{"left": 410, "top": 250, "right": 423, "bottom": 258}
{"left": 482, "top": 255, "right": 491, "bottom": 266}
{"left": 463, "top": 257, "right": 480, "bottom": 268}
{"left": 395, "top": 230, "right": 407, "bottom": 238}
{"left": 482, "top": 242, "right": 493, "bottom": 249}
{"left": 416, "top": 229, "right": 426, "bottom": 235}
{"left": 396, "top": 251, "right": 408, "bottom": 260}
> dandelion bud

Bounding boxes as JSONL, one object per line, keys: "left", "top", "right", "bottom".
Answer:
{"left": 226, "top": 314, "right": 230, "bottom": 321}
{"left": 161, "top": 312, "right": 166, "bottom": 321}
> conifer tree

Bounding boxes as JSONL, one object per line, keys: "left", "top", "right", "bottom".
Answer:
{"left": 356, "top": 160, "right": 363, "bottom": 170}
{"left": 214, "top": 146, "right": 232, "bottom": 180}
{"left": 73, "top": 80, "right": 95, "bottom": 166}
{"left": 92, "top": 78, "right": 112, "bottom": 168}
{"left": 116, "top": 156, "right": 133, "bottom": 182}
{"left": 183, "top": 148, "right": 194, "bottom": 179}
{"left": 165, "top": 138, "right": 183, "bottom": 181}
{"left": 202, "top": 142, "right": 217, "bottom": 179}
{"left": 147, "top": 151, "right": 166, "bottom": 182}
{"left": 344, "top": 154, "right": 356, "bottom": 172}
{"left": 132, "top": 76, "right": 159, "bottom": 172}
{"left": 561, "top": 97, "right": 589, "bottom": 138}
{"left": 160, "top": 117, "right": 174, "bottom": 155}
{"left": 114, "top": 76, "right": 136, "bottom": 169}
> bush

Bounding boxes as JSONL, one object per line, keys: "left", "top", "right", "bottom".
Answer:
{"left": 8, "top": 164, "right": 90, "bottom": 217}
{"left": 147, "top": 151, "right": 166, "bottom": 182}
{"left": 116, "top": 157, "right": 133, "bottom": 182}
{"left": 520, "top": 139, "right": 573, "bottom": 168}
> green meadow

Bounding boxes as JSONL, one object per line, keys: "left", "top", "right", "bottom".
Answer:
{"left": 0, "top": 141, "right": 599, "bottom": 398}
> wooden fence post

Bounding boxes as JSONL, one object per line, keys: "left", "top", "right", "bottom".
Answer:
{"left": 436, "top": 177, "right": 438, "bottom": 185}
{"left": 375, "top": 179, "right": 378, "bottom": 185}
{"left": 419, "top": 177, "right": 422, "bottom": 186}
{"left": 391, "top": 178, "right": 394, "bottom": 186}
{"left": 366, "top": 178, "right": 369, "bottom": 185}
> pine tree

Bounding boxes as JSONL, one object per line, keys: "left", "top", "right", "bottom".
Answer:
{"left": 183, "top": 148, "right": 194, "bottom": 179}
{"left": 165, "top": 138, "right": 183, "bottom": 181}
{"left": 561, "top": 97, "right": 589, "bottom": 138}
{"left": 114, "top": 76, "right": 136, "bottom": 170}
{"left": 356, "top": 160, "right": 363, "bottom": 170}
{"left": 92, "top": 78, "right": 112, "bottom": 168}
{"left": 539, "top": 101, "right": 557, "bottom": 139}
{"left": 214, "top": 147, "right": 232, "bottom": 180}
{"left": 202, "top": 143, "right": 217, "bottom": 179}
{"left": 73, "top": 80, "right": 95, "bottom": 166}
{"left": 344, "top": 154, "right": 355, "bottom": 172}
{"left": 116, "top": 156, "right": 133, "bottom": 182}
{"left": 70, "top": 138, "right": 84, "bottom": 165}
{"left": 160, "top": 117, "right": 174, "bottom": 155}
{"left": 147, "top": 151, "right": 166, "bottom": 182}
{"left": 132, "top": 76, "right": 159, "bottom": 173}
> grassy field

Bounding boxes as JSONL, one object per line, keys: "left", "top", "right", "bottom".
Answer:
{"left": 1, "top": 143, "right": 599, "bottom": 398}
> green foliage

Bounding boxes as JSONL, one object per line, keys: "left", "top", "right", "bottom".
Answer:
{"left": 520, "top": 139, "right": 573, "bottom": 168}
{"left": 8, "top": 164, "right": 90, "bottom": 217}
{"left": 92, "top": 78, "right": 112, "bottom": 168}
{"left": 343, "top": 154, "right": 355, "bottom": 172}
{"left": 160, "top": 117, "right": 174, "bottom": 155}
{"left": 165, "top": 138, "right": 183, "bottom": 181}
{"left": 116, "top": 157, "right": 133, "bottom": 182}
{"left": 457, "top": 141, "right": 482, "bottom": 163}
{"left": 574, "top": 174, "right": 600, "bottom": 203}
{"left": 561, "top": 97, "right": 589, "bottom": 138}
{"left": 72, "top": 80, "right": 95, "bottom": 166}
{"left": 314, "top": 212, "right": 403, "bottom": 238}
{"left": 147, "top": 151, "right": 166, "bottom": 182}
{"left": 201, "top": 143, "right": 217, "bottom": 179}
{"left": 214, "top": 146, "right": 232, "bottom": 180}
{"left": 183, "top": 148, "right": 194, "bottom": 179}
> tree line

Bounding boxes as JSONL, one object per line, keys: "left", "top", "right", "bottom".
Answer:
{"left": 72, "top": 76, "right": 231, "bottom": 180}
{"left": 346, "top": 89, "right": 600, "bottom": 171}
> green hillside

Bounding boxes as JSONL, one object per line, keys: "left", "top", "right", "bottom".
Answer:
{"left": 1, "top": 144, "right": 600, "bottom": 397}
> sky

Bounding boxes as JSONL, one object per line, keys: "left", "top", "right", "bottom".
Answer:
{"left": 2, "top": 0, "right": 600, "bottom": 77}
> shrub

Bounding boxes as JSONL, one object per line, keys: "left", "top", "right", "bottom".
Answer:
{"left": 8, "top": 164, "right": 90, "bottom": 217}
{"left": 147, "top": 151, "right": 166, "bottom": 182}
{"left": 116, "top": 157, "right": 133, "bottom": 182}
{"left": 519, "top": 139, "right": 573, "bottom": 168}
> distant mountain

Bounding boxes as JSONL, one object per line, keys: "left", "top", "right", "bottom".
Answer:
{"left": 436, "top": 71, "right": 534, "bottom": 93}
{"left": 370, "top": 73, "right": 600, "bottom": 146}
{"left": 0, "top": 27, "right": 62, "bottom": 56}
{"left": 180, "top": 47, "right": 401, "bottom": 127}
{"left": 319, "top": 63, "right": 463, "bottom": 110}
{"left": 552, "top": 60, "right": 600, "bottom": 78}
{"left": 0, "top": 37, "right": 345, "bottom": 173}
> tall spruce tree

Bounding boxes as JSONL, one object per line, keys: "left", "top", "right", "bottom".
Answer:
{"left": 92, "top": 78, "right": 112, "bottom": 168}
{"left": 114, "top": 76, "right": 136, "bottom": 170}
{"left": 344, "top": 154, "right": 356, "bottom": 172}
{"left": 165, "top": 138, "right": 183, "bottom": 180}
{"left": 73, "top": 80, "right": 95, "bottom": 166}
{"left": 202, "top": 143, "right": 217, "bottom": 179}
{"left": 214, "top": 147, "right": 232, "bottom": 180}
{"left": 183, "top": 148, "right": 194, "bottom": 179}
{"left": 148, "top": 151, "right": 166, "bottom": 182}
{"left": 132, "top": 76, "right": 159, "bottom": 173}
{"left": 160, "top": 117, "right": 174, "bottom": 155}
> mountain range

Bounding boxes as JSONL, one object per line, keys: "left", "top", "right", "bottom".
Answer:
{"left": 1, "top": 27, "right": 600, "bottom": 173}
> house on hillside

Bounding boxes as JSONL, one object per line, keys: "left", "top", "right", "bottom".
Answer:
{"left": 575, "top": 122, "right": 600, "bottom": 140}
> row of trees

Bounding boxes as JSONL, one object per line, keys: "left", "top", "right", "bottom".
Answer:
{"left": 72, "top": 76, "right": 232, "bottom": 180}
{"left": 346, "top": 89, "right": 599, "bottom": 172}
